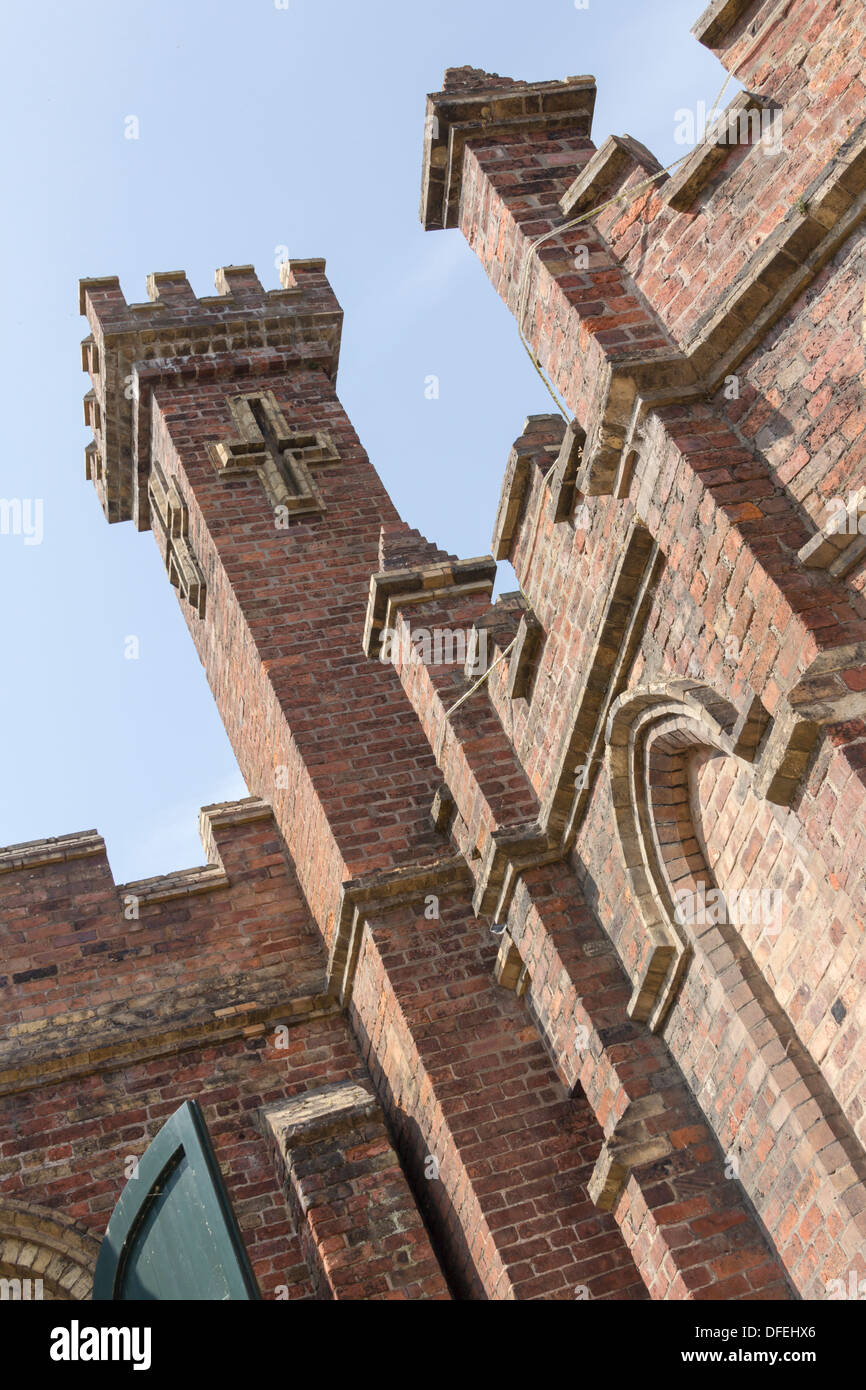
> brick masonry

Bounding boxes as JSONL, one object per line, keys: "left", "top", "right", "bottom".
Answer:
{"left": 1, "top": 0, "right": 864, "bottom": 1301}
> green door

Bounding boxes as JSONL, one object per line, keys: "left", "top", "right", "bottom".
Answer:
{"left": 93, "top": 1100, "right": 260, "bottom": 1301}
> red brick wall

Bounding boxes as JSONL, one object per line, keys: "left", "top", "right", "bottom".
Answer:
{"left": 412, "top": 7, "right": 866, "bottom": 1299}
{"left": 350, "top": 894, "right": 651, "bottom": 1300}
{"left": 146, "top": 364, "right": 447, "bottom": 949}
{"left": 0, "top": 1025, "right": 358, "bottom": 1298}
{"left": 6, "top": 1, "right": 864, "bottom": 1304}
{"left": 1, "top": 809, "right": 323, "bottom": 1034}
{"left": 0, "top": 807, "right": 445, "bottom": 1299}
{"left": 713, "top": 240, "right": 866, "bottom": 559}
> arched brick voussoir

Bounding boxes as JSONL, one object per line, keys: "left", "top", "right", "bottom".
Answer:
{"left": 601, "top": 683, "right": 866, "bottom": 1298}
{"left": 0, "top": 1200, "right": 101, "bottom": 1301}
{"left": 605, "top": 681, "right": 746, "bottom": 1031}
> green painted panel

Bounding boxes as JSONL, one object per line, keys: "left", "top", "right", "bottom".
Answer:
{"left": 93, "top": 1100, "right": 260, "bottom": 1301}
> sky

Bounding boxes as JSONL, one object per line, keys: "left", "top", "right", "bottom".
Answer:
{"left": 0, "top": 0, "right": 728, "bottom": 884}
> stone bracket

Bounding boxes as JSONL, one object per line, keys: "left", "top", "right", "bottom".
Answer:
{"left": 798, "top": 490, "right": 866, "bottom": 580}
{"left": 430, "top": 784, "right": 457, "bottom": 836}
{"left": 505, "top": 613, "right": 543, "bottom": 700}
{"left": 471, "top": 821, "right": 552, "bottom": 920}
{"left": 587, "top": 1095, "right": 673, "bottom": 1211}
{"left": 662, "top": 93, "right": 777, "bottom": 212}
{"left": 327, "top": 854, "right": 471, "bottom": 1005}
{"left": 575, "top": 358, "right": 696, "bottom": 497}
{"left": 753, "top": 643, "right": 866, "bottom": 806}
{"left": 693, "top": 0, "right": 786, "bottom": 50}
{"left": 362, "top": 556, "right": 497, "bottom": 660}
{"left": 264, "top": 1080, "right": 380, "bottom": 1153}
{"left": 560, "top": 133, "right": 664, "bottom": 218}
{"left": 492, "top": 414, "right": 567, "bottom": 560}
{"left": 549, "top": 420, "right": 585, "bottom": 521}
{"left": 493, "top": 930, "right": 530, "bottom": 997}
{"left": 463, "top": 592, "right": 529, "bottom": 679}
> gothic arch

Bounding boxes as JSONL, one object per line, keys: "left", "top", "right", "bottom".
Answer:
{"left": 0, "top": 1200, "right": 100, "bottom": 1300}
{"left": 605, "top": 679, "right": 745, "bottom": 1032}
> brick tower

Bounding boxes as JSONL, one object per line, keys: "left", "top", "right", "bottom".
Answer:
{"left": 1, "top": 0, "right": 865, "bottom": 1302}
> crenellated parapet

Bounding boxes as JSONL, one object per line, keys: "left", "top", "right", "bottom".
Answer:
{"left": 79, "top": 261, "right": 342, "bottom": 529}
{"left": 419, "top": 68, "right": 596, "bottom": 232}
{"left": 0, "top": 797, "right": 332, "bottom": 1097}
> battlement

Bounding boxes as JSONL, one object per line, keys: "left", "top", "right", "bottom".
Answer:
{"left": 420, "top": 71, "right": 596, "bottom": 231}
{"left": 0, "top": 796, "right": 271, "bottom": 906}
{"left": 79, "top": 260, "right": 343, "bottom": 528}
{"left": 78, "top": 260, "right": 335, "bottom": 329}
{"left": 0, "top": 797, "right": 331, "bottom": 1095}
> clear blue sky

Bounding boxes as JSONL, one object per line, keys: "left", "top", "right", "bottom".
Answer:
{"left": 0, "top": 0, "right": 726, "bottom": 883}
